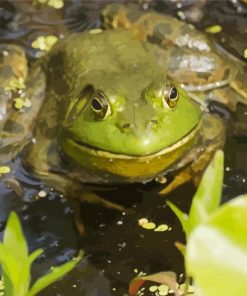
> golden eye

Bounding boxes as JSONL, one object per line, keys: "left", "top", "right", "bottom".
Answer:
{"left": 91, "top": 91, "right": 111, "bottom": 119}
{"left": 163, "top": 85, "right": 179, "bottom": 109}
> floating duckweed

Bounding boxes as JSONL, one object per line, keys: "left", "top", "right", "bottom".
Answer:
{"left": 205, "top": 25, "right": 222, "bottom": 34}
{"left": 177, "top": 11, "right": 185, "bottom": 20}
{"left": 158, "top": 284, "right": 169, "bottom": 294}
{"left": 178, "top": 283, "right": 195, "bottom": 294}
{"left": 45, "top": 35, "right": 58, "bottom": 47}
{"left": 138, "top": 218, "right": 170, "bottom": 232}
{"left": 138, "top": 218, "right": 149, "bottom": 226}
{"left": 154, "top": 224, "right": 169, "bottom": 232}
{"left": 32, "top": 36, "right": 46, "bottom": 50}
{"left": 32, "top": 35, "right": 58, "bottom": 52}
{"left": 244, "top": 48, "right": 247, "bottom": 59}
{"left": 0, "top": 166, "right": 11, "bottom": 174}
{"left": 149, "top": 285, "right": 158, "bottom": 292}
{"left": 37, "top": 0, "right": 64, "bottom": 9}
{"left": 48, "top": 0, "right": 64, "bottom": 9}
{"left": 14, "top": 98, "right": 24, "bottom": 109}
{"left": 89, "top": 29, "right": 103, "bottom": 34}
{"left": 5, "top": 78, "right": 25, "bottom": 91}
{"left": 159, "top": 291, "right": 168, "bottom": 296}
{"left": 14, "top": 98, "right": 31, "bottom": 110}
{"left": 142, "top": 222, "right": 156, "bottom": 230}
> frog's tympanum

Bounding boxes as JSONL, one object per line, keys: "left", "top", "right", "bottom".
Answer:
{"left": 0, "top": 4, "right": 246, "bottom": 234}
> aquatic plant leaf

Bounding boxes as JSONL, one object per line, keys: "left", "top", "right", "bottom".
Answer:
{"left": 129, "top": 277, "right": 145, "bottom": 295}
{"left": 28, "top": 249, "right": 44, "bottom": 265}
{"left": 174, "top": 242, "right": 186, "bottom": 256}
{"left": 3, "top": 212, "right": 28, "bottom": 260}
{"left": 27, "top": 251, "right": 83, "bottom": 296}
{"left": 129, "top": 271, "right": 179, "bottom": 296}
{"left": 186, "top": 194, "right": 247, "bottom": 296}
{"left": 166, "top": 201, "right": 189, "bottom": 236}
{"left": 189, "top": 150, "right": 224, "bottom": 232}
{"left": 0, "top": 212, "right": 31, "bottom": 296}
{"left": 0, "top": 243, "right": 19, "bottom": 296}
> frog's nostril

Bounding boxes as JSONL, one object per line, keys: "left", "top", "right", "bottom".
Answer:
{"left": 122, "top": 123, "right": 131, "bottom": 129}
{"left": 148, "top": 119, "right": 158, "bottom": 127}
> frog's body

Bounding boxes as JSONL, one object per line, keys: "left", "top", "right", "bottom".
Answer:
{"left": 24, "top": 29, "right": 203, "bottom": 184}
{"left": 0, "top": 3, "right": 245, "bottom": 233}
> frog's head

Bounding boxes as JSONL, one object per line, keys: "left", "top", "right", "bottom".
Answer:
{"left": 58, "top": 29, "right": 202, "bottom": 181}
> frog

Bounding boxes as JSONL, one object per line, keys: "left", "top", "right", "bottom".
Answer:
{"left": 0, "top": 3, "right": 245, "bottom": 234}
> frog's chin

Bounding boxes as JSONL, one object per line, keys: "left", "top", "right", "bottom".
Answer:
{"left": 60, "top": 120, "right": 201, "bottom": 161}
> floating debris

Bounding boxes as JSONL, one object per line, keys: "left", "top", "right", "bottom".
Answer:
{"left": 205, "top": 25, "right": 222, "bottom": 34}
{"left": 0, "top": 166, "right": 11, "bottom": 175}
{"left": 38, "top": 190, "right": 47, "bottom": 198}
{"left": 31, "top": 35, "right": 58, "bottom": 52}
{"left": 5, "top": 178, "right": 23, "bottom": 197}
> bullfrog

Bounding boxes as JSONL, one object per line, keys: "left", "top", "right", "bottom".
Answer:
{"left": 0, "top": 4, "right": 245, "bottom": 234}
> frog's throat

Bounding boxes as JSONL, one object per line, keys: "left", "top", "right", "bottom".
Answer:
{"left": 62, "top": 119, "right": 201, "bottom": 160}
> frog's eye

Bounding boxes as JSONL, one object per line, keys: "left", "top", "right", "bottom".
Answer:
{"left": 163, "top": 85, "right": 179, "bottom": 109}
{"left": 91, "top": 91, "right": 111, "bottom": 119}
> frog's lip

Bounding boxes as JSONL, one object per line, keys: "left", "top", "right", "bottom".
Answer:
{"left": 64, "top": 119, "right": 201, "bottom": 160}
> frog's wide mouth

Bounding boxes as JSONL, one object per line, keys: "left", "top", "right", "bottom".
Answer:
{"left": 61, "top": 119, "right": 201, "bottom": 161}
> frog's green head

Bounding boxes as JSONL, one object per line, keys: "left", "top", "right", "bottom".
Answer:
{"left": 57, "top": 29, "right": 202, "bottom": 181}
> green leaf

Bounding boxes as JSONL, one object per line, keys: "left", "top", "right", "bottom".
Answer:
{"left": 166, "top": 201, "right": 189, "bottom": 236}
{"left": 0, "top": 243, "right": 22, "bottom": 294}
{"left": 174, "top": 242, "right": 186, "bottom": 256}
{"left": 186, "top": 194, "right": 247, "bottom": 296}
{"left": 1, "top": 212, "right": 32, "bottom": 296}
{"left": 27, "top": 251, "right": 83, "bottom": 296}
{"left": 28, "top": 249, "right": 44, "bottom": 265}
{"left": 3, "top": 212, "right": 28, "bottom": 260}
{"left": 189, "top": 150, "right": 224, "bottom": 232}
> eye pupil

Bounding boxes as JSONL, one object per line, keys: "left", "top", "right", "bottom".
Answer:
{"left": 91, "top": 98, "right": 103, "bottom": 111}
{"left": 169, "top": 86, "right": 178, "bottom": 100}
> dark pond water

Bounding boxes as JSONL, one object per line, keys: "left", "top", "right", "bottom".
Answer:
{"left": 0, "top": 1, "right": 247, "bottom": 295}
